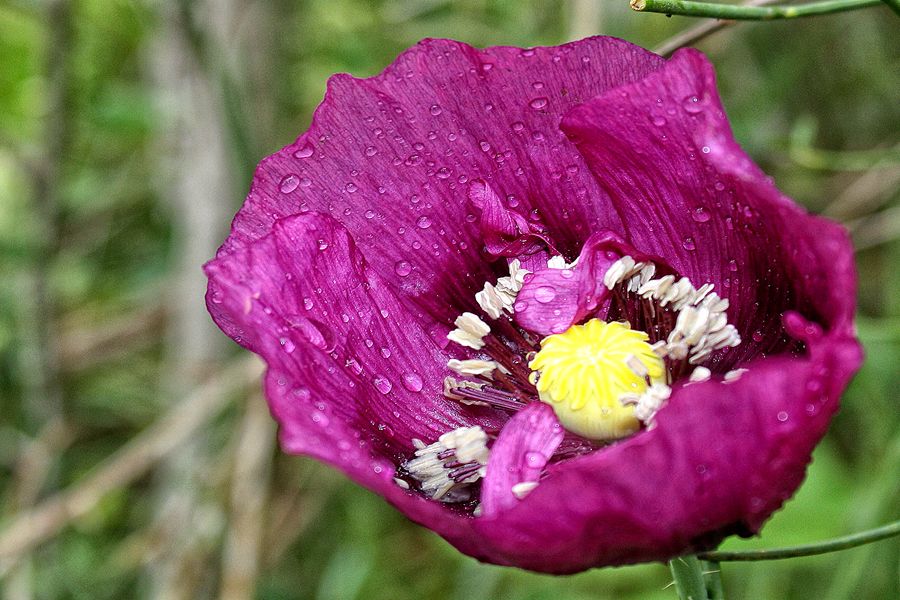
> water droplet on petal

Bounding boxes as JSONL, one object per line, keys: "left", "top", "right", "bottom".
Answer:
{"left": 345, "top": 182, "right": 358, "bottom": 193}
{"left": 279, "top": 174, "right": 300, "bottom": 194}
{"left": 529, "top": 97, "right": 548, "bottom": 110}
{"left": 683, "top": 95, "right": 703, "bottom": 114}
{"left": 429, "top": 104, "right": 442, "bottom": 116}
{"left": 524, "top": 451, "right": 545, "bottom": 467}
{"left": 681, "top": 237, "right": 696, "bottom": 251}
{"left": 402, "top": 373, "right": 423, "bottom": 392}
{"left": 394, "top": 260, "right": 412, "bottom": 277}
{"left": 416, "top": 215, "right": 432, "bottom": 229}
{"left": 691, "top": 207, "right": 711, "bottom": 223}
{"left": 364, "top": 146, "right": 377, "bottom": 157}
{"left": 373, "top": 375, "right": 393, "bottom": 395}
{"left": 534, "top": 286, "right": 556, "bottom": 303}
{"left": 294, "top": 143, "right": 314, "bottom": 158}
{"left": 777, "top": 411, "right": 789, "bottom": 422}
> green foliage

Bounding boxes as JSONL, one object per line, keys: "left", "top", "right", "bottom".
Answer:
{"left": 0, "top": 1, "right": 897, "bottom": 599}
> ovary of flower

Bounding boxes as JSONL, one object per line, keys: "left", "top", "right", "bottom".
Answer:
{"left": 448, "top": 312, "right": 491, "bottom": 350}
{"left": 528, "top": 319, "right": 665, "bottom": 441}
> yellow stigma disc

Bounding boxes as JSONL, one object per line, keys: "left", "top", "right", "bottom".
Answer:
{"left": 528, "top": 319, "right": 664, "bottom": 441}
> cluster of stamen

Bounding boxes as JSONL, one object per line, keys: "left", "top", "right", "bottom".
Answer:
{"left": 401, "top": 252, "right": 743, "bottom": 509}
{"left": 401, "top": 426, "right": 490, "bottom": 502}
{"left": 603, "top": 256, "right": 741, "bottom": 378}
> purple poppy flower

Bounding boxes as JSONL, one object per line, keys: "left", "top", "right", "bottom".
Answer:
{"left": 204, "top": 37, "right": 862, "bottom": 573}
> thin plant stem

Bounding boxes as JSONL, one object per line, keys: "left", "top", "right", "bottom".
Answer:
{"left": 703, "top": 560, "right": 725, "bottom": 600}
{"left": 631, "top": 0, "right": 882, "bottom": 20}
{"left": 698, "top": 520, "right": 900, "bottom": 561}
{"left": 669, "top": 555, "right": 710, "bottom": 599}
{"left": 652, "top": 0, "right": 783, "bottom": 56}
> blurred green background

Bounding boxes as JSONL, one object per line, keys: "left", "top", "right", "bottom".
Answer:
{"left": 0, "top": 1, "right": 898, "bottom": 599}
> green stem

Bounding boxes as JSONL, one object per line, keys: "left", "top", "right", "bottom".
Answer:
{"left": 631, "top": 0, "right": 882, "bottom": 20}
{"left": 669, "top": 555, "right": 710, "bottom": 600}
{"left": 698, "top": 520, "right": 900, "bottom": 561}
{"left": 703, "top": 560, "right": 725, "bottom": 600}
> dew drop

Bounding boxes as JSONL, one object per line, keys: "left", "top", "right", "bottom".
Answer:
{"left": 380, "top": 347, "right": 392, "bottom": 358}
{"left": 394, "top": 260, "right": 412, "bottom": 277}
{"left": 534, "top": 286, "right": 556, "bottom": 303}
{"left": 776, "top": 411, "right": 789, "bottom": 422}
{"left": 345, "top": 182, "right": 358, "bottom": 193}
{"left": 691, "top": 207, "right": 711, "bottom": 223}
{"left": 317, "top": 239, "right": 329, "bottom": 250}
{"left": 279, "top": 174, "right": 300, "bottom": 194}
{"left": 364, "top": 146, "right": 377, "bottom": 157}
{"left": 429, "top": 104, "right": 442, "bottom": 116}
{"left": 364, "top": 209, "right": 376, "bottom": 219}
{"left": 751, "top": 330, "right": 764, "bottom": 343}
{"left": 511, "top": 121, "right": 525, "bottom": 132}
{"left": 294, "top": 143, "right": 314, "bottom": 158}
{"left": 279, "top": 337, "right": 295, "bottom": 353}
{"left": 683, "top": 95, "right": 703, "bottom": 114}
{"left": 529, "top": 97, "right": 548, "bottom": 110}
{"left": 402, "top": 372, "right": 424, "bottom": 392}
{"left": 416, "top": 215, "right": 432, "bottom": 229}
{"left": 681, "top": 237, "right": 696, "bottom": 251}
{"left": 436, "top": 167, "right": 451, "bottom": 179}
{"left": 373, "top": 375, "right": 393, "bottom": 395}
{"left": 651, "top": 115, "right": 667, "bottom": 126}
{"left": 524, "top": 451, "right": 545, "bottom": 468}
{"left": 728, "top": 259, "right": 738, "bottom": 272}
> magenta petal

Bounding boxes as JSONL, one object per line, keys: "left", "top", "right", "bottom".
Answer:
{"left": 205, "top": 212, "right": 501, "bottom": 452}
{"left": 480, "top": 402, "right": 564, "bottom": 517}
{"left": 469, "top": 179, "right": 553, "bottom": 262}
{"left": 561, "top": 49, "right": 857, "bottom": 362}
{"left": 219, "top": 38, "right": 665, "bottom": 325}
{"left": 514, "top": 231, "right": 664, "bottom": 335}
{"left": 473, "top": 332, "right": 861, "bottom": 573}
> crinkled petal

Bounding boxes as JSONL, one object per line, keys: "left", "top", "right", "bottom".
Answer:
{"left": 514, "top": 231, "right": 667, "bottom": 335}
{"left": 562, "top": 49, "right": 857, "bottom": 365}
{"left": 218, "top": 38, "right": 665, "bottom": 325}
{"left": 468, "top": 179, "right": 554, "bottom": 265}
{"left": 205, "top": 213, "right": 503, "bottom": 453}
{"left": 480, "top": 402, "right": 564, "bottom": 517}
{"left": 470, "top": 326, "right": 861, "bottom": 573}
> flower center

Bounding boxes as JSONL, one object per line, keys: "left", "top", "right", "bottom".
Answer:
{"left": 528, "top": 319, "right": 665, "bottom": 440}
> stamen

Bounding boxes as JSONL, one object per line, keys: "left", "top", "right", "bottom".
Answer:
{"left": 475, "top": 259, "right": 529, "bottom": 319}
{"left": 607, "top": 258, "right": 742, "bottom": 367}
{"left": 447, "top": 359, "right": 501, "bottom": 377}
{"left": 511, "top": 481, "right": 539, "bottom": 499}
{"left": 448, "top": 312, "right": 491, "bottom": 350}
{"left": 402, "top": 426, "right": 490, "bottom": 502}
{"left": 619, "top": 382, "right": 671, "bottom": 426}
{"left": 688, "top": 366, "right": 712, "bottom": 383}
{"left": 724, "top": 368, "right": 748, "bottom": 383}
{"left": 444, "top": 377, "right": 528, "bottom": 411}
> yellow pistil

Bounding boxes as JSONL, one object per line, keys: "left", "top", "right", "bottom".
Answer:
{"left": 528, "top": 319, "right": 665, "bottom": 441}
